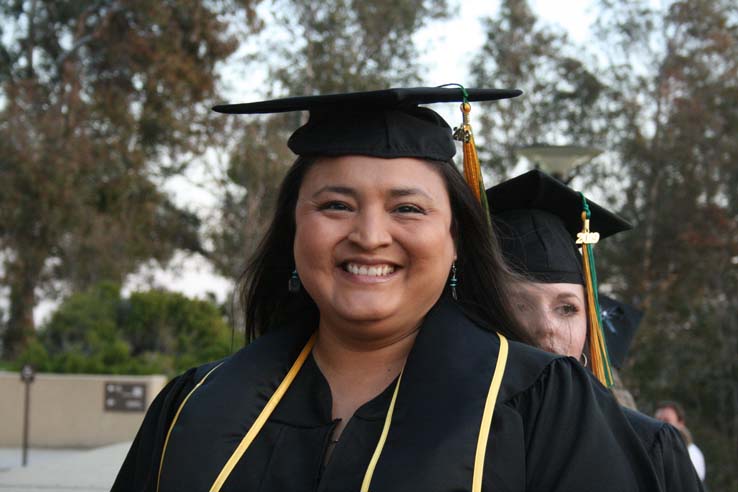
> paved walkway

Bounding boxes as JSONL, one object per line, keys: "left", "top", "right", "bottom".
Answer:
{"left": 0, "top": 442, "right": 130, "bottom": 491}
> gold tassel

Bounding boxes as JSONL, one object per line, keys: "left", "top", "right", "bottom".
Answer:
{"left": 577, "top": 208, "right": 614, "bottom": 387}
{"left": 454, "top": 102, "right": 492, "bottom": 224}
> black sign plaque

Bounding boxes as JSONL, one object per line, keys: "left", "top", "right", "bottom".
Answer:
{"left": 20, "top": 364, "right": 35, "bottom": 383}
{"left": 104, "top": 382, "right": 147, "bottom": 412}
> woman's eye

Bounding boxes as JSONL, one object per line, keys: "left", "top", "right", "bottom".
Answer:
{"left": 319, "top": 201, "right": 352, "bottom": 212}
{"left": 555, "top": 304, "right": 579, "bottom": 316}
{"left": 394, "top": 204, "right": 425, "bottom": 214}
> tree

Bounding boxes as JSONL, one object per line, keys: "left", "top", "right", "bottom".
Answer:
{"left": 591, "top": 1, "right": 738, "bottom": 488}
{"left": 208, "top": 0, "right": 450, "bottom": 282}
{"left": 469, "top": 0, "right": 608, "bottom": 179}
{"left": 472, "top": 0, "right": 738, "bottom": 487}
{"left": 19, "top": 282, "right": 232, "bottom": 375}
{"left": 0, "top": 0, "right": 261, "bottom": 357}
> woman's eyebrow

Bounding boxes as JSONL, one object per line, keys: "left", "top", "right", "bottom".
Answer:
{"left": 389, "top": 187, "right": 432, "bottom": 200}
{"left": 312, "top": 186, "right": 433, "bottom": 200}
{"left": 312, "top": 185, "right": 356, "bottom": 198}
{"left": 556, "top": 292, "right": 582, "bottom": 302}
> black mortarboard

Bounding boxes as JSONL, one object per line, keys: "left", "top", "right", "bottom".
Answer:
{"left": 212, "top": 87, "right": 521, "bottom": 161}
{"left": 485, "top": 170, "right": 632, "bottom": 284}
{"left": 599, "top": 295, "right": 644, "bottom": 369}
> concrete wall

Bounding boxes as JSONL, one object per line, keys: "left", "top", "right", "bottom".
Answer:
{"left": 0, "top": 371, "right": 167, "bottom": 448}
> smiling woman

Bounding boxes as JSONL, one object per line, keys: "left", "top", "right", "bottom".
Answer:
{"left": 113, "top": 88, "right": 663, "bottom": 492}
{"left": 295, "top": 156, "right": 455, "bottom": 337}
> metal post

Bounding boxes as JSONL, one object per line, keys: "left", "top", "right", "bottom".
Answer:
{"left": 20, "top": 364, "right": 35, "bottom": 467}
{"left": 22, "top": 380, "right": 30, "bottom": 466}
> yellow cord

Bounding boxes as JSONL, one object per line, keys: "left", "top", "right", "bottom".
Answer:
{"left": 162, "top": 331, "right": 509, "bottom": 492}
{"left": 472, "top": 333, "right": 509, "bottom": 492}
{"left": 209, "top": 333, "right": 317, "bottom": 492}
{"left": 157, "top": 362, "right": 224, "bottom": 492}
{"left": 361, "top": 333, "right": 508, "bottom": 492}
{"left": 360, "top": 369, "right": 404, "bottom": 492}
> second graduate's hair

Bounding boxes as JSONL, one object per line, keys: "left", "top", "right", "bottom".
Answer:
{"left": 239, "top": 156, "right": 532, "bottom": 344}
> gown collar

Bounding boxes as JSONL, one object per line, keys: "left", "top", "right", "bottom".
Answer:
{"left": 270, "top": 296, "right": 500, "bottom": 426}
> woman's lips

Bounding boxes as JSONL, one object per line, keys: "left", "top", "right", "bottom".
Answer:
{"left": 337, "top": 261, "right": 401, "bottom": 283}
{"left": 343, "top": 262, "right": 396, "bottom": 277}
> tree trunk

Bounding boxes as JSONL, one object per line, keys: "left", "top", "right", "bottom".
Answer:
{"left": 3, "top": 263, "right": 39, "bottom": 359}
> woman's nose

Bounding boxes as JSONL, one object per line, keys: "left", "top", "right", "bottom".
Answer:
{"left": 537, "top": 314, "right": 560, "bottom": 337}
{"left": 348, "top": 208, "right": 392, "bottom": 250}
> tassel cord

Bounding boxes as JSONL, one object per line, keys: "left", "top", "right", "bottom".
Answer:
{"left": 441, "top": 83, "right": 493, "bottom": 226}
{"left": 579, "top": 195, "right": 614, "bottom": 387}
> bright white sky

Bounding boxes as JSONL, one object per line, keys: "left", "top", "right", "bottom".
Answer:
{"left": 31, "top": 0, "right": 600, "bottom": 323}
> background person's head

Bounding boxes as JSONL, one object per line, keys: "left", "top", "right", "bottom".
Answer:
{"left": 655, "top": 400, "right": 694, "bottom": 446}
{"left": 655, "top": 400, "right": 687, "bottom": 427}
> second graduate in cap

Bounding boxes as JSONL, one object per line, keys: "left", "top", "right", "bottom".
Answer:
{"left": 487, "top": 169, "right": 705, "bottom": 492}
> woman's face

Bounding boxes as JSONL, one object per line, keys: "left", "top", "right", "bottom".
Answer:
{"left": 294, "top": 155, "right": 456, "bottom": 341}
{"left": 510, "top": 281, "right": 588, "bottom": 358}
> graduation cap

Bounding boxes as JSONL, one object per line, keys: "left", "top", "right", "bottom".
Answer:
{"left": 599, "top": 294, "right": 644, "bottom": 369}
{"left": 214, "top": 87, "right": 520, "bottom": 160}
{"left": 485, "top": 170, "right": 631, "bottom": 284}
{"left": 486, "top": 170, "right": 632, "bottom": 387}
{"left": 214, "top": 86, "right": 522, "bottom": 210}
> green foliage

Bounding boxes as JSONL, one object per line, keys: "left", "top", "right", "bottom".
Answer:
{"left": 0, "top": 0, "right": 261, "bottom": 358}
{"left": 15, "top": 283, "right": 232, "bottom": 376}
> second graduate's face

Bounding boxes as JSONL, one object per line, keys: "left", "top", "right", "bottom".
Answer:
{"left": 510, "top": 281, "right": 588, "bottom": 359}
{"left": 294, "top": 155, "right": 455, "bottom": 341}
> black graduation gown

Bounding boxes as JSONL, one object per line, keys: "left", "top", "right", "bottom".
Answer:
{"left": 112, "top": 298, "right": 661, "bottom": 492}
{"left": 623, "top": 408, "right": 705, "bottom": 492}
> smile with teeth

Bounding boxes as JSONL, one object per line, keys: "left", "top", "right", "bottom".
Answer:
{"left": 343, "top": 263, "right": 396, "bottom": 277}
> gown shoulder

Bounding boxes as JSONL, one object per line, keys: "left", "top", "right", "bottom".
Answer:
{"left": 498, "top": 351, "right": 662, "bottom": 491}
{"left": 111, "top": 366, "right": 202, "bottom": 491}
{"left": 111, "top": 326, "right": 311, "bottom": 492}
{"left": 622, "top": 408, "right": 705, "bottom": 492}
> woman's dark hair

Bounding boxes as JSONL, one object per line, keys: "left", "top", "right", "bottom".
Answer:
{"left": 239, "top": 156, "right": 533, "bottom": 344}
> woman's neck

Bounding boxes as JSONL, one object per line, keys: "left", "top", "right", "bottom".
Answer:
{"left": 312, "top": 320, "right": 420, "bottom": 435}
{"left": 314, "top": 322, "right": 418, "bottom": 378}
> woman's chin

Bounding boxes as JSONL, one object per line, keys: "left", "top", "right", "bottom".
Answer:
{"left": 338, "top": 305, "right": 397, "bottom": 324}
{"left": 328, "top": 296, "right": 402, "bottom": 325}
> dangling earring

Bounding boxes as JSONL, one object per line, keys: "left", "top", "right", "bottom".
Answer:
{"left": 449, "top": 262, "right": 458, "bottom": 300}
{"left": 288, "top": 269, "right": 301, "bottom": 293}
{"left": 580, "top": 352, "right": 588, "bottom": 368}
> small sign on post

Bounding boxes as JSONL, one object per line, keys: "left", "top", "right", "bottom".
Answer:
{"left": 20, "top": 364, "right": 35, "bottom": 467}
{"left": 104, "top": 382, "right": 147, "bottom": 412}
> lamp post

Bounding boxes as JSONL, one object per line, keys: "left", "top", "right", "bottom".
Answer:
{"left": 20, "top": 364, "right": 35, "bottom": 467}
{"left": 517, "top": 144, "right": 602, "bottom": 183}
